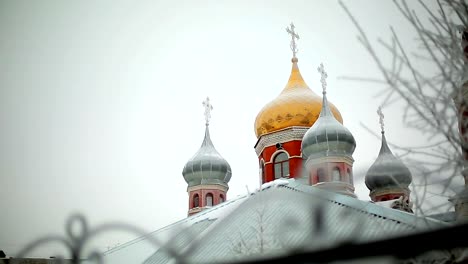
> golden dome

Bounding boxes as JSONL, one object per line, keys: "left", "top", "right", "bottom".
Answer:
{"left": 254, "top": 58, "right": 343, "bottom": 138}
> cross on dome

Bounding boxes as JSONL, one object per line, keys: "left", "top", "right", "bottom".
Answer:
{"left": 317, "top": 63, "right": 328, "bottom": 94}
{"left": 286, "top": 22, "right": 300, "bottom": 59}
{"left": 202, "top": 97, "right": 213, "bottom": 126}
{"left": 377, "top": 106, "right": 385, "bottom": 133}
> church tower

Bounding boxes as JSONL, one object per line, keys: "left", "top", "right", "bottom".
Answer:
{"left": 301, "top": 63, "right": 357, "bottom": 198}
{"left": 182, "top": 97, "right": 232, "bottom": 216}
{"left": 365, "top": 108, "right": 412, "bottom": 212}
{"left": 254, "top": 23, "right": 343, "bottom": 185}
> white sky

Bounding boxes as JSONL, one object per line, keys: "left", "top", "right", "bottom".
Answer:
{"left": 0, "top": 0, "right": 446, "bottom": 258}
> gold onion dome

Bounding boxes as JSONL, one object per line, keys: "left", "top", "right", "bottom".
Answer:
{"left": 254, "top": 58, "right": 343, "bottom": 138}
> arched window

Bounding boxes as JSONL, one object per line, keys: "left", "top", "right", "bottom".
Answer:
{"left": 220, "top": 194, "right": 224, "bottom": 203}
{"left": 206, "top": 193, "right": 213, "bottom": 207}
{"left": 332, "top": 168, "right": 340, "bottom": 182}
{"left": 193, "top": 194, "right": 199, "bottom": 208}
{"left": 273, "top": 152, "right": 289, "bottom": 179}
{"left": 317, "top": 168, "right": 326, "bottom": 182}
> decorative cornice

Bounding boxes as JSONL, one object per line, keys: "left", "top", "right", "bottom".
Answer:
{"left": 187, "top": 184, "right": 228, "bottom": 193}
{"left": 304, "top": 155, "right": 354, "bottom": 167}
{"left": 254, "top": 126, "right": 309, "bottom": 156}
{"left": 370, "top": 187, "right": 410, "bottom": 198}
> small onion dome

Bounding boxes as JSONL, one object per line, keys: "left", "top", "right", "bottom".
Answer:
{"left": 365, "top": 132, "right": 412, "bottom": 190}
{"left": 301, "top": 92, "right": 356, "bottom": 158}
{"left": 254, "top": 58, "right": 343, "bottom": 139}
{"left": 182, "top": 125, "right": 232, "bottom": 187}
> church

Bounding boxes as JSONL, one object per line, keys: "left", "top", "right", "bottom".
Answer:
{"left": 102, "top": 24, "right": 465, "bottom": 264}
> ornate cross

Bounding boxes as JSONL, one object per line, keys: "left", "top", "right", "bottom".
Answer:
{"left": 317, "top": 63, "right": 328, "bottom": 94}
{"left": 286, "top": 22, "right": 300, "bottom": 59}
{"left": 202, "top": 97, "right": 213, "bottom": 126}
{"left": 377, "top": 106, "right": 385, "bottom": 133}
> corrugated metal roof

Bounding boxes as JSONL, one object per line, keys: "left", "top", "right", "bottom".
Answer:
{"left": 183, "top": 183, "right": 445, "bottom": 263}
{"left": 102, "top": 193, "right": 248, "bottom": 264}
{"left": 104, "top": 180, "right": 447, "bottom": 264}
{"left": 143, "top": 219, "right": 216, "bottom": 264}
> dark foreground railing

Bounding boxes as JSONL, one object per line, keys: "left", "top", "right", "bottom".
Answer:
{"left": 7, "top": 214, "right": 468, "bottom": 264}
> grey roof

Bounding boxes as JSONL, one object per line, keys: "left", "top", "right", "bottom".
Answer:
{"left": 103, "top": 180, "right": 447, "bottom": 264}
{"left": 143, "top": 219, "right": 216, "bottom": 264}
{"left": 102, "top": 193, "right": 247, "bottom": 264}
{"left": 301, "top": 93, "right": 356, "bottom": 159}
{"left": 365, "top": 132, "right": 412, "bottom": 190}
{"left": 182, "top": 125, "right": 232, "bottom": 187}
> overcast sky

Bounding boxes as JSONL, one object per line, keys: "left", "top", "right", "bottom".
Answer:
{"left": 0, "top": 0, "right": 445, "bottom": 258}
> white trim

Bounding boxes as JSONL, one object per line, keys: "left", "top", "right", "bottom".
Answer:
{"left": 304, "top": 155, "right": 354, "bottom": 167}
{"left": 269, "top": 149, "right": 290, "bottom": 163}
{"left": 254, "top": 127, "right": 309, "bottom": 156}
{"left": 265, "top": 155, "right": 302, "bottom": 165}
{"left": 188, "top": 184, "right": 228, "bottom": 192}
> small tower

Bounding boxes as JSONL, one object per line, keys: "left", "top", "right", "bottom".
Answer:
{"left": 182, "top": 97, "right": 232, "bottom": 216}
{"left": 301, "top": 63, "right": 357, "bottom": 197}
{"left": 365, "top": 107, "right": 412, "bottom": 212}
{"left": 254, "top": 23, "right": 343, "bottom": 185}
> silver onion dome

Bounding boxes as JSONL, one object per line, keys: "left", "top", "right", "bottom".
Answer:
{"left": 301, "top": 92, "right": 356, "bottom": 159}
{"left": 182, "top": 125, "right": 232, "bottom": 187}
{"left": 365, "top": 132, "right": 412, "bottom": 190}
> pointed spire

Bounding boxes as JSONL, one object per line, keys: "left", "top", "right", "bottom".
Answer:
{"left": 201, "top": 124, "right": 214, "bottom": 148}
{"left": 284, "top": 57, "right": 307, "bottom": 90}
{"left": 317, "top": 63, "right": 334, "bottom": 118}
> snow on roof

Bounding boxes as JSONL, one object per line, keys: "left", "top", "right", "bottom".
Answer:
{"left": 104, "top": 180, "right": 447, "bottom": 264}
{"left": 101, "top": 193, "right": 249, "bottom": 264}
{"left": 259, "top": 178, "right": 291, "bottom": 190}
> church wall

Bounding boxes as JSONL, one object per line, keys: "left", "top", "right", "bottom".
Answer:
{"left": 259, "top": 140, "right": 304, "bottom": 183}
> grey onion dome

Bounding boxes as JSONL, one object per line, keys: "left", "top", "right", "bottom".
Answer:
{"left": 365, "top": 132, "right": 412, "bottom": 190}
{"left": 301, "top": 93, "right": 356, "bottom": 158}
{"left": 182, "top": 125, "right": 232, "bottom": 187}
